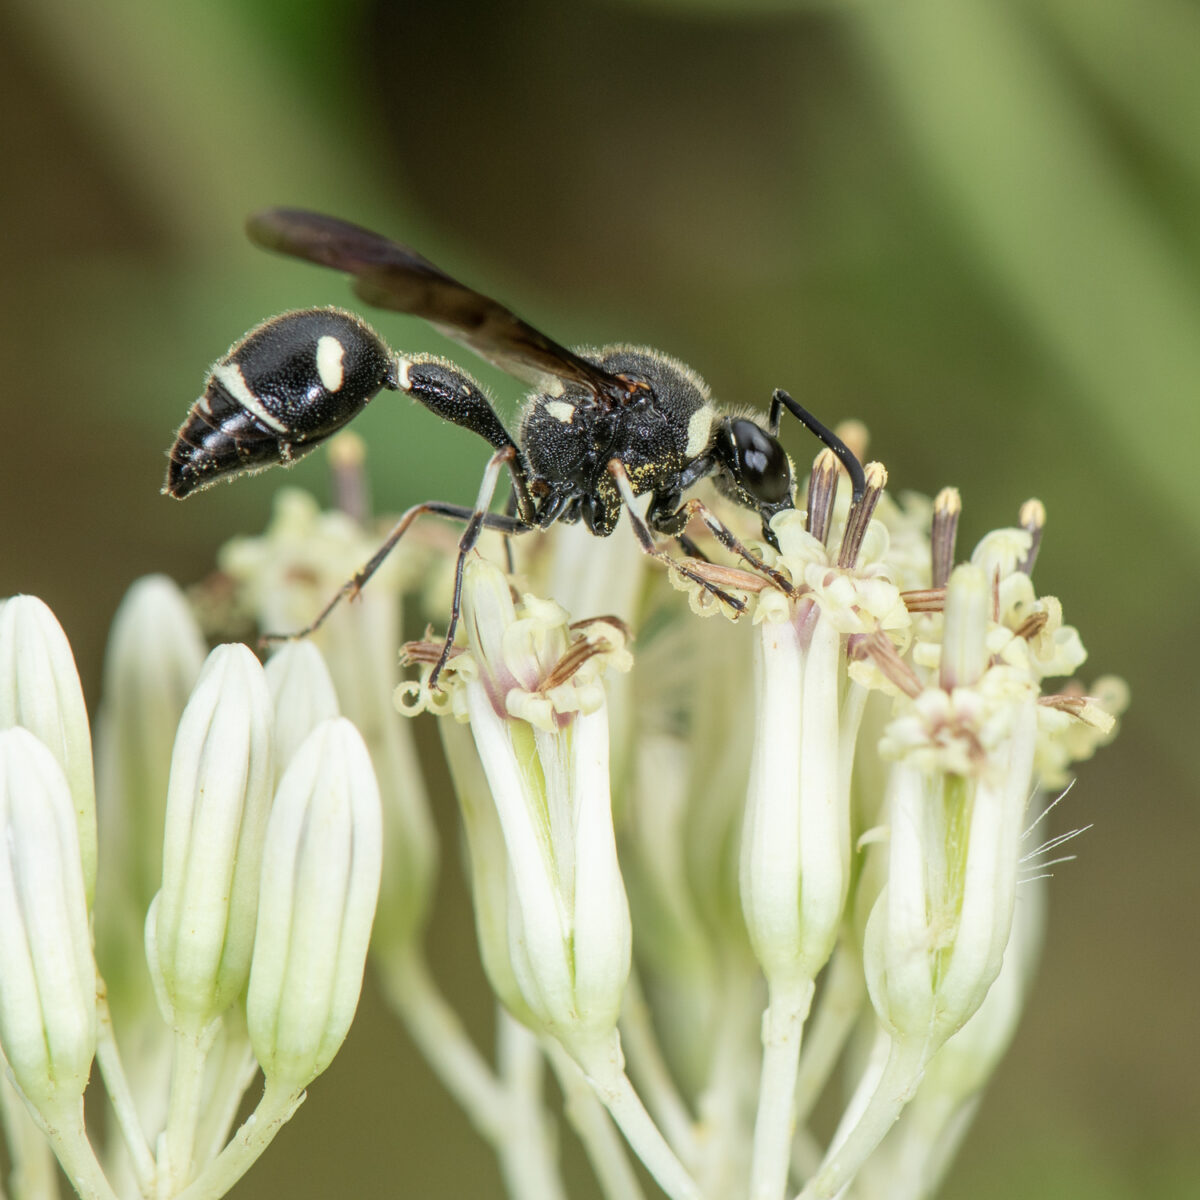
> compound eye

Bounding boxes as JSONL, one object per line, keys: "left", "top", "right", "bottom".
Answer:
{"left": 729, "top": 419, "right": 791, "bottom": 503}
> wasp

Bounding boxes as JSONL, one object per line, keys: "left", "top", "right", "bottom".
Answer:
{"left": 167, "top": 208, "right": 866, "bottom": 684}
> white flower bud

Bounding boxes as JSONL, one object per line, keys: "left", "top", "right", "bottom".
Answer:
{"left": 0, "top": 596, "right": 96, "bottom": 904}
{"left": 247, "top": 719, "right": 381, "bottom": 1090}
{"left": 0, "top": 728, "right": 97, "bottom": 1116}
{"left": 264, "top": 642, "right": 340, "bottom": 777}
{"left": 148, "top": 644, "right": 274, "bottom": 1034}
{"left": 94, "top": 576, "right": 206, "bottom": 983}
{"left": 741, "top": 610, "right": 849, "bottom": 984}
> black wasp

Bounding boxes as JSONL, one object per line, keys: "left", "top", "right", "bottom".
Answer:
{"left": 167, "top": 208, "right": 866, "bottom": 685}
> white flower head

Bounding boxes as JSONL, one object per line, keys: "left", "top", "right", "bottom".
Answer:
{"left": 0, "top": 596, "right": 97, "bottom": 904}
{"left": 148, "top": 644, "right": 275, "bottom": 1035}
{"left": 402, "top": 553, "right": 632, "bottom": 1045}
{"left": 0, "top": 728, "right": 97, "bottom": 1119}
{"left": 94, "top": 578, "right": 209, "bottom": 1023}
{"left": 248, "top": 718, "right": 382, "bottom": 1090}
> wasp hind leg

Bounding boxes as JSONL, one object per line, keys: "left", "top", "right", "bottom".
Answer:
{"left": 261, "top": 448, "right": 530, "bottom": 684}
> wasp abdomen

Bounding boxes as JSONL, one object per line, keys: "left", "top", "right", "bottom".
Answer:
{"left": 165, "top": 307, "right": 395, "bottom": 498}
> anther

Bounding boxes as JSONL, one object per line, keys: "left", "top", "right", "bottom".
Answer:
{"left": 856, "top": 629, "right": 922, "bottom": 698}
{"left": 930, "top": 487, "right": 961, "bottom": 588}
{"left": 837, "top": 461, "right": 887, "bottom": 569}
{"left": 806, "top": 449, "right": 840, "bottom": 545}
{"left": 1018, "top": 499, "right": 1045, "bottom": 576}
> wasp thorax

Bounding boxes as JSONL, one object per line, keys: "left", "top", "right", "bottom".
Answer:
{"left": 165, "top": 308, "right": 396, "bottom": 498}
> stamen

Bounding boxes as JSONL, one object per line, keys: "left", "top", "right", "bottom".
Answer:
{"left": 837, "top": 462, "right": 887, "bottom": 570}
{"left": 569, "top": 614, "right": 633, "bottom": 641}
{"left": 674, "top": 560, "right": 774, "bottom": 594}
{"left": 1038, "top": 692, "right": 1117, "bottom": 734}
{"left": 1018, "top": 499, "right": 1045, "bottom": 576}
{"left": 1012, "top": 611, "right": 1049, "bottom": 641}
{"left": 930, "top": 487, "right": 961, "bottom": 588}
{"left": 806, "top": 450, "right": 840, "bottom": 545}
{"left": 857, "top": 628, "right": 922, "bottom": 697}
{"left": 401, "top": 639, "right": 464, "bottom": 667}
{"left": 540, "top": 639, "right": 612, "bottom": 692}
{"left": 901, "top": 587, "right": 945, "bottom": 613}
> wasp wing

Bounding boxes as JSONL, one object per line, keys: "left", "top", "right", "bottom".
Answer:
{"left": 246, "top": 208, "right": 620, "bottom": 395}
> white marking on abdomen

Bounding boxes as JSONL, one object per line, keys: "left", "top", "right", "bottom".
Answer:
{"left": 316, "top": 335, "right": 346, "bottom": 392}
{"left": 212, "top": 362, "right": 288, "bottom": 433}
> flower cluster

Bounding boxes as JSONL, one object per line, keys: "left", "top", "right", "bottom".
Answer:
{"left": 0, "top": 583, "right": 381, "bottom": 1200}
{"left": 0, "top": 427, "right": 1124, "bottom": 1200}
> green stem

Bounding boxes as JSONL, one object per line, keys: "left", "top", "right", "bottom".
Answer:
{"left": 160, "top": 1026, "right": 216, "bottom": 1194}
{"left": 569, "top": 1033, "right": 703, "bottom": 1200}
{"left": 0, "top": 1075, "right": 57, "bottom": 1200}
{"left": 376, "top": 950, "right": 508, "bottom": 1141}
{"left": 171, "top": 1079, "right": 303, "bottom": 1200}
{"left": 695, "top": 969, "right": 758, "bottom": 1199}
{"left": 93, "top": 992, "right": 156, "bottom": 1193}
{"left": 792, "top": 941, "right": 864, "bottom": 1128}
{"left": 193, "top": 1029, "right": 258, "bottom": 1168}
{"left": 795, "top": 1037, "right": 929, "bottom": 1200}
{"left": 749, "top": 977, "right": 815, "bottom": 1200}
{"left": 619, "top": 970, "right": 698, "bottom": 1164}
{"left": 42, "top": 1105, "right": 120, "bottom": 1200}
{"left": 545, "top": 1042, "right": 645, "bottom": 1200}
{"left": 495, "top": 1013, "right": 566, "bottom": 1200}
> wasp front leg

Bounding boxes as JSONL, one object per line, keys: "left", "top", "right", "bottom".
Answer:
{"left": 646, "top": 492, "right": 795, "bottom": 595}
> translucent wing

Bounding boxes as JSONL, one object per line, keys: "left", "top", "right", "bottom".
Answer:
{"left": 246, "top": 208, "right": 622, "bottom": 395}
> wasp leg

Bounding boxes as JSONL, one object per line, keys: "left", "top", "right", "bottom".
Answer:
{"left": 768, "top": 389, "right": 866, "bottom": 503}
{"left": 499, "top": 481, "right": 521, "bottom": 574}
{"left": 261, "top": 449, "right": 528, "bottom": 653}
{"left": 430, "top": 447, "right": 528, "bottom": 688}
{"left": 675, "top": 531, "right": 709, "bottom": 561}
{"left": 649, "top": 495, "right": 795, "bottom": 595}
{"left": 606, "top": 462, "right": 746, "bottom": 614}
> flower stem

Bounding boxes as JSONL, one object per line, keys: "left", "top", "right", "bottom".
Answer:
{"left": 42, "top": 1105, "right": 120, "bottom": 1200}
{"left": 749, "top": 976, "right": 815, "bottom": 1200}
{"left": 695, "top": 969, "right": 759, "bottom": 1198}
{"left": 569, "top": 1034, "right": 703, "bottom": 1200}
{"left": 619, "top": 970, "right": 698, "bottom": 1164}
{"left": 161, "top": 1026, "right": 216, "bottom": 1194}
{"left": 546, "top": 1041, "right": 646, "bottom": 1200}
{"left": 375, "top": 949, "right": 508, "bottom": 1141}
{"left": 496, "top": 1012, "right": 566, "bottom": 1200}
{"left": 0, "top": 1075, "right": 59, "bottom": 1200}
{"left": 792, "top": 941, "right": 864, "bottom": 1128}
{"left": 171, "top": 1079, "right": 304, "bottom": 1200}
{"left": 93, "top": 992, "right": 156, "bottom": 1193}
{"left": 193, "top": 1028, "right": 258, "bottom": 1168}
{"left": 795, "top": 1036, "right": 929, "bottom": 1199}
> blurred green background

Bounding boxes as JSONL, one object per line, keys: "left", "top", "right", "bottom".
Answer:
{"left": 1, "top": 0, "right": 1196, "bottom": 1196}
